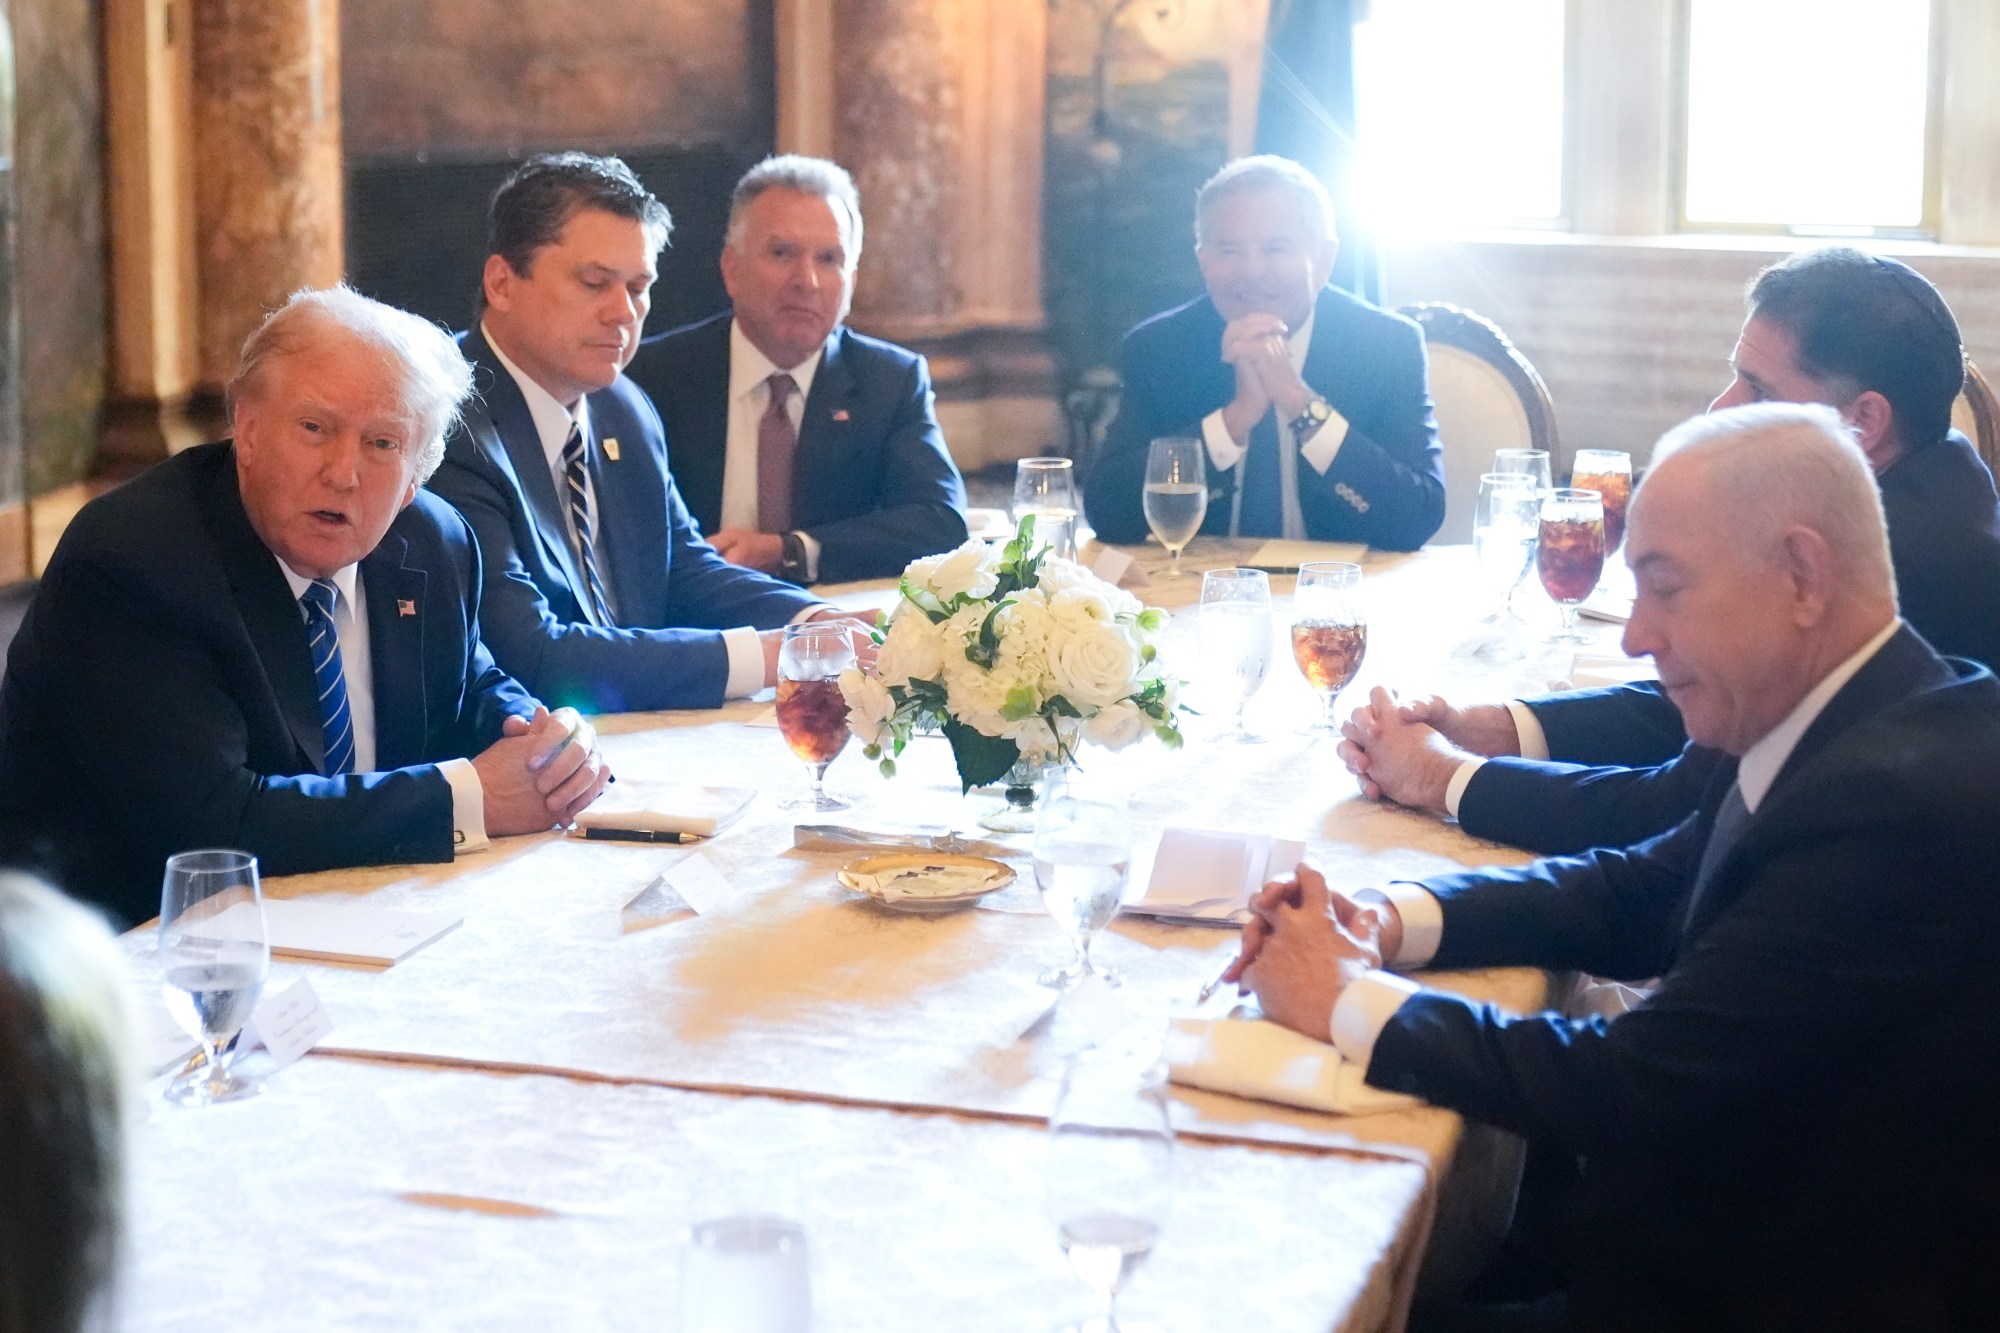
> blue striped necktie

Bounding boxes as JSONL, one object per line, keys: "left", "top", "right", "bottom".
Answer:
{"left": 299, "top": 578, "right": 355, "bottom": 776}
{"left": 562, "top": 423, "right": 615, "bottom": 626}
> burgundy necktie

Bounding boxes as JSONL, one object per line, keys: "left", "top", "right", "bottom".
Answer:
{"left": 757, "top": 373, "right": 799, "bottom": 533}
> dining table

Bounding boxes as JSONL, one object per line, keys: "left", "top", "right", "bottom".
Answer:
{"left": 115, "top": 534, "right": 1632, "bottom": 1332}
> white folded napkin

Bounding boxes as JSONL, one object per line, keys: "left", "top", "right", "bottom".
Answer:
{"left": 1165, "top": 1017, "right": 1420, "bottom": 1116}
{"left": 572, "top": 782, "right": 756, "bottom": 836}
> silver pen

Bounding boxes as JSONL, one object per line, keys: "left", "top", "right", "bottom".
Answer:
{"left": 1195, "top": 956, "right": 1239, "bottom": 1006}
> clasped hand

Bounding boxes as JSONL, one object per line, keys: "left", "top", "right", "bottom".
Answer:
{"left": 1338, "top": 687, "right": 1523, "bottom": 814}
{"left": 1218, "top": 864, "right": 1397, "bottom": 1043}
{"left": 1219, "top": 314, "right": 1314, "bottom": 442}
{"left": 474, "top": 705, "right": 611, "bottom": 836}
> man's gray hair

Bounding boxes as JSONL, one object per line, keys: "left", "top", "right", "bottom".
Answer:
{"left": 1195, "top": 154, "right": 1337, "bottom": 247}
{"left": 227, "top": 285, "right": 474, "bottom": 485}
{"left": 1651, "top": 402, "right": 1896, "bottom": 601}
{"left": 725, "top": 154, "right": 864, "bottom": 261}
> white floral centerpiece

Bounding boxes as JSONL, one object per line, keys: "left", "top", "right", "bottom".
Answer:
{"left": 839, "top": 518, "right": 1185, "bottom": 792}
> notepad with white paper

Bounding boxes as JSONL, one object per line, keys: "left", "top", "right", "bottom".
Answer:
{"left": 572, "top": 782, "right": 756, "bottom": 836}
{"left": 212, "top": 899, "right": 464, "bottom": 967}
{"left": 1246, "top": 539, "right": 1368, "bottom": 571}
{"left": 1122, "top": 827, "right": 1307, "bottom": 925}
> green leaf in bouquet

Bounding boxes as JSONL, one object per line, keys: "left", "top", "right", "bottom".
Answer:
{"left": 964, "top": 597, "right": 1014, "bottom": 668}
{"left": 942, "top": 719, "right": 1020, "bottom": 792}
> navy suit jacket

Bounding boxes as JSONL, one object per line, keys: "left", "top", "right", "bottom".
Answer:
{"left": 427, "top": 327, "right": 819, "bottom": 713}
{"left": 0, "top": 441, "right": 536, "bottom": 926}
{"left": 1459, "top": 432, "right": 2000, "bottom": 854}
{"left": 1083, "top": 285, "right": 1445, "bottom": 550}
{"left": 625, "top": 312, "right": 969, "bottom": 583}
{"left": 1371, "top": 628, "right": 2000, "bottom": 1328}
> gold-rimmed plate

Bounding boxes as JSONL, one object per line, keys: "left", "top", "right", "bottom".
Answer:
{"left": 837, "top": 852, "right": 1015, "bottom": 914}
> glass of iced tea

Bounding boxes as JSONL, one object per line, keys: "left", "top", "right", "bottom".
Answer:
{"left": 1537, "top": 488, "right": 1606, "bottom": 644}
{"left": 777, "top": 623, "right": 856, "bottom": 811}
{"left": 1291, "top": 562, "right": 1366, "bottom": 734}
{"left": 1569, "top": 450, "right": 1632, "bottom": 556}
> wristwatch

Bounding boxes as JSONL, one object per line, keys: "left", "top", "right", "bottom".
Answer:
{"left": 778, "top": 531, "right": 811, "bottom": 585}
{"left": 1290, "top": 395, "right": 1334, "bottom": 440}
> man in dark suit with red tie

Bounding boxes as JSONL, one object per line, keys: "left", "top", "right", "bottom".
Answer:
{"left": 624, "top": 154, "right": 968, "bottom": 587}
{"left": 1084, "top": 154, "right": 1446, "bottom": 551}
{"left": 1232, "top": 403, "right": 2000, "bottom": 1330}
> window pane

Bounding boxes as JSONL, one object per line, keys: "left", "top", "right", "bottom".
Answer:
{"left": 1355, "top": 0, "right": 1567, "bottom": 231}
{"left": 1684, "top": 0, "right": 1931, "bottom": 229}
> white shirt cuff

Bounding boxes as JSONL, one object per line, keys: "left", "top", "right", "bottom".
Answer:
{"left": 1297, "top": 408, "right": 1351, "bottom": 475}
{"left": 1329, "top": 969, "right": 1423, "bottom": 1068}
{"left": 1201, "top": 409, "right": 1246, "bottom": 472}
{"left": 794, "top": 531, "right": 822, "bottom": 583}
{"left": 1356, "top": 882, "right": 1444, "bottom": 967}
{"left": 722, "top": 627, "right": 767, "bottom": 699}
{"left": 1508, "top": 700, "right": 1551, "bottom": 761}
{"left": 1444, "top": 758, "right": 1485, "bottom": 820}
{"left": 438, "top": 757, "right": 488, "bottom": 855}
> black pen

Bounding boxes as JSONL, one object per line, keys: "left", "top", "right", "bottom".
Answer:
{"left": 579, "top": 827, "right": 706, "bottom": 845}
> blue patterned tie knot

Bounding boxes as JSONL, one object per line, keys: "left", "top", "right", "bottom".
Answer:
{"left": 300, "top": 578, "right": 355, "bottom": 777}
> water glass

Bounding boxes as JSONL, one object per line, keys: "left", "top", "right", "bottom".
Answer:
{"left": 159, "top": 849, "right": 268, "bottom": 1106}
{"left": 1198, "top": 568, "right": 1272, "bottom": 743}
{"left": 1569, "top": 449, "right": 1633, "bottom": 556}
{"left": 1033, "top": 788, "right": 1131, "bottom": 989}
{"left": 1014, "top": 457, "right": 1080, "bottom": 560}
{"left": 1537, "top": 487, "right": 1607, "bottom": 644}
{"left": 680, "top": 1214, "right": 811, "bottom": 1333}
{"left": 1290, "top": 562, "right": 1366, "bottom": 734}
{"left": 1473, "top": 473, "right": 1543, "bottom": 621}
{"left": 1141, "top": 437, "right": 1207, "bottom": 577}
{"left": 1045, "top": 1050, "right": 1174, "bottom": 1333}
{"left": 777, "top": 623, "right": 856, "bottom": 811}
{"left": 1491, "top": 447, "right": 1552, "bottom": 491}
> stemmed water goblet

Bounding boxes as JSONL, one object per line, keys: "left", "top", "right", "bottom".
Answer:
{"left": 1491, "top": 447, "right": 1552, "bottom": 491}
{"left": 1045, "top": 1049, "right": 1174, "bottom": 1333}
{"left": 1033, "top": 787, "right": 1131, "bottom": 989}
{"left": 1198, "top": 568, "right": 1272, "bottom": 743}
{"left": 159, "top": 849, "right": 269, "bottom": 1106}
{"left": 1473, "top": 473, "right": 1543, "bottom": 622}
{"left": 776, "top": 623, "right": 856, "bottom": 811}
{"left": 1141, "top": 436, "right": 1207, "bottom": 578}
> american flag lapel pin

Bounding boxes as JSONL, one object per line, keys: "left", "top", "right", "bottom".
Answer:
{"left": 397, "top": 598, "right": 417, "bottom": 617}
{"left": 603, "top": 436, "right": 621, "bottom": 461}
{"left": 831, "top": 409, "right": 850, "bottom": 423}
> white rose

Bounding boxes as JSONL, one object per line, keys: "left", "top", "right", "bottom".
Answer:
{"left": 907, "top": 539, "right": 998, "bottom": 604}
{"left": 838, "top": 669, "right": 896, "bottom": 744}
{"left": 876, "top": 609, "right": 945, "bottom": 687}
{"left": 1082, "top": 699, "right": 1148, "bottom": 750}
{"left": 1046, "top": 583, "right": 1119, "bottom": 635}
{"left": 1048, "top": 620, "right": 1140, "bottom": 710}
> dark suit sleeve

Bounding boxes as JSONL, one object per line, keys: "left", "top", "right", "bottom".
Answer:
{"left": 1298, "top": 318, "right": 1446, "bottom": 550}
{"left": 1523, "top": 682, "right": 1689, "bottom": 767}
{"left": 1084, "top": 330, "right": 1210, "bottom": 545}
{"left": 1456, "top": 745, "right": 1729, "bottom": 855}
{"left": 802, "top": 353, "right": 969, "bottom": 583}
{"left": 29, "top": 554, "right": 458, "bottom": 895}
{"left": 1367, "top": 819, "right": 1967, "bottom": 1156}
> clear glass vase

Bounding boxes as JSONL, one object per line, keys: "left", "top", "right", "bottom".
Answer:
{"left": 977, "top": 754, "right": 1055, "bottom": 833}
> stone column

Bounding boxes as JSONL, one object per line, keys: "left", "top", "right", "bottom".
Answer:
{"left": 190, "top": 0, "right": 344, "bottom": 390}
{"left": 779, "top": 0, "right": 1059, "bottom": 471}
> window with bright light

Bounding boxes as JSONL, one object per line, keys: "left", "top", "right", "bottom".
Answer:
{"left": 1354, "top": 0, "right": 1568, "bottom": 233}
{"left": 1683, "top": 0, "right": 1934, "bottom": 232}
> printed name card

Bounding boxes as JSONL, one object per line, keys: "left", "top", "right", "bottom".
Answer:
{"left": 1059, "top": 972, "right": 1142, "bottom": 1046}
{"left": 1089, "top": 546, "right": 1150, "bottom": 589}
{"left": 661, "top": 853, "right": 741, "bottom": 915}
{"left": 1126, "top": 828, "right": 1308, "bottom": 924}
{"left": 240, "top": 977, "right": 334, "bottom": 1069}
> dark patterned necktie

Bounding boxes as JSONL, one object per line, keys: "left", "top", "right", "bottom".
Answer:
{"left": 1682, "top": 781, "right": 1752, "bottom": 940}
{"left": 757, "top": 373, "right": 799, "bottom": 533}
{"left": 561, "top": 422, "right": 615, "bottom": 626}
{"left": 299, "top": 578, "right": 354, "bottom": 776}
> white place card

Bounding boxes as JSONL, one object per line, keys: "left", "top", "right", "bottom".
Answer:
{"left": 1245, "top": 539, "right": 1368, "bottom": 571}
{"left": 135, "top": 1002, "right": 201, "bottom": 1076}
{"left": 1060, "top": 973, "right": 1141, "bottom": 1046}
{"left": 662, "top": 854, "right": 740, "bottom": 915}
{"left": 240, "top": 977, "right": 333, "bottom": 1070}
{"left": 1125, "top": 828, "right": 1307, "bottom": 925}
{"left": 1089, "top": 546, "right": 1150, "bottom": 588}
{"left": 235, "top": 899, "right": 464, "bottom": 967}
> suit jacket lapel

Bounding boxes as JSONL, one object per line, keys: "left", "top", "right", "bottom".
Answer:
{"left": 361, "top": 527, "right": 429, "bottom": 769}
{"left": 587, "top": 387, "right": 669, "bottom": 625}
{"left": 794, "top": 330, "right": 856, "bottom": 510}
{"left": 203, "top": 445, "right": 326, "bottom": 772}
{"left": 464, "top": 331, "right": 595, "bottom": 609}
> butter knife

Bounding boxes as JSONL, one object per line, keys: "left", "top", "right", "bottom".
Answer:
{"left": 792, "top": 824, "right": 1016, "bottom": 859}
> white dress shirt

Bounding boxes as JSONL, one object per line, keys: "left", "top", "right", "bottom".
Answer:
{"left": 273, "top": 558, "right": 489, "bottom": 854}
{"left": 483, "top": 325, "right": 773, "bottom": 698}
{"left": 1197, "top": 312, "right": 1352, "bottom": 540}
{"left": 722, "top": 319, "right": 826, "bottom": 580}
{"left": 1335, "top": 618, "right": 1905, "bottom": 1068}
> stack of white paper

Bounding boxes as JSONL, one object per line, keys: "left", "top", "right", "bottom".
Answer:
{"left": 572, "top": 783, "right": 756, "bottom": 836}
{"left": 1124, "top": 828, "right": 1307, "bottom": 925}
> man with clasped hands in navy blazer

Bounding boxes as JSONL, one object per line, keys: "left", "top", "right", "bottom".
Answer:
{"left": 1229, "top": 404, "right": 2000, "bottom": 1330}
{"left": 0, "top": 288, "right": 610, "bottom": 926}
{"left": 430, "top": 154, "right": 865, "bottom": 715}
{"left": 1083, "top": 155, "right": 1445, "bottom": 550}
{"left": 1339, "top": 248, "right": 2000, "bottom": 857}
{"left": 625, "top": 155, "right": 968, "bottom": 586}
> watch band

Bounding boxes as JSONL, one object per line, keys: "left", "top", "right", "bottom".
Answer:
{"left": 778, "top": 531, "right": 811, "bottom": 585}
{"left": 1290, "top": 396, "right": 1333, "bottom": 440}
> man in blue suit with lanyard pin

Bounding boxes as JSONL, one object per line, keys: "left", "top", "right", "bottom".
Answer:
{"left": 430, "top": 153, "right": 868, "bottom": 716}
